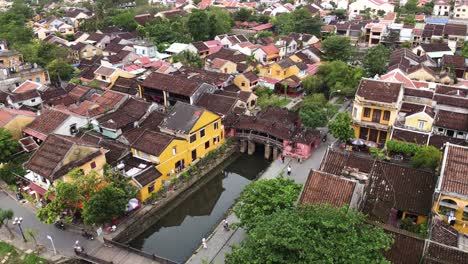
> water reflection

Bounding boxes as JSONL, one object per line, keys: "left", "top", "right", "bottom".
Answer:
{"left": 130, "top": 153, "right": 270, "bottom": 263}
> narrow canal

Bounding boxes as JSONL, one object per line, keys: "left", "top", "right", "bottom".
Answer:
{"left": 129, "top": 150, "right": 271, "bottom": 263}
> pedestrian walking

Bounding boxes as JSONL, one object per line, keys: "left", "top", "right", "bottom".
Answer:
{"left": 287, "top": 165, "right": 291, "bottom": 176}
{"left": 281, "top": 155, "right": 285, "bottom": 164}
{"left": 202, "top": 238, "right": 207, "bottom": 249}
{"left": 222, "top": 219, "right": 229, "bottom": 231}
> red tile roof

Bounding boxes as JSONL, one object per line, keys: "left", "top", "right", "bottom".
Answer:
{"left": 0, "top": 108, "right": 35, "bottom": 127}
{"left": 300, "top": 170, "right": 356, "bottom": 207}
{"left": 439, "top": 144, "right": 468, "bottom": 197}
{"left": 261, "top": 45, "right": 279, "bottom": 55}
{"left": 250, "top": 23, "right": 273, "bottom": 31}
{"left": 24, "top": 109, "right": 69, "bottom": 140}
{"left": 356, "top": 79, "right": 402, "bottom": 103}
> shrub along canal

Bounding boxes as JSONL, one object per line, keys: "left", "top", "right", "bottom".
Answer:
{"left": 129, "top": 149, "right": 270, "bottom": 263}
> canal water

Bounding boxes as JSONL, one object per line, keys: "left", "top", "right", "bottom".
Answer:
{"left": 129, "top": 150, "right": 270, "bottom": 263}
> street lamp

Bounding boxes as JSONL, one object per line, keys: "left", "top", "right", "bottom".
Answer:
{"left": 12, "top": 217, "right": 27, "bottom": 242}
{"left": 46, "top": 235, "right": 57, "bottom": 255}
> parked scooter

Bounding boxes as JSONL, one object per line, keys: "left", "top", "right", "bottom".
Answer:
{"left": 54, "top": 220, "right": 65, "bottom": 230}
{"left": 81, "top": 229, "right": 94, "bottom": 240}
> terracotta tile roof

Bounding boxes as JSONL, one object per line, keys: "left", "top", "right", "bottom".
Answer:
{"left": 430, "top": 219, "right": 459, "bottom": 247}
{"left": 404, "top": 88, "right": 434, "bottom": 99}
{"left": 356, "top": 79, "right": 402, "bottom": 103}
{"left": 210, "top": 58, "right": 229, "bottom": 69}
{"left": 300, "top": 170, "right": 356, "bottom": 207}
{"left": 243, "top": 71, "right": 258, "bottom": 82}
{"left": 441, "top": 55, "right": 466, "bottom": 69}
{"left": 134, "top": 13, "right": 153, "bottom": 25}
{"left": 94, "top": 66, "right": 116, "bottom": 77}
{"left": 319, "top": 149, "right": 374, "bottom": 175}
{"left": 206, "top": 48, "right": 246, "bottom": 63}
{"left": 192, "top": 41, "right": 209, "bottom": 52}
{"left": 25, "top": 134, "right": 102, "bottom": 180}
{"left": 139, "top": 111, "right": 166, "bottom": 131}
{"left": 420, "top": 43, "right": 451, "bottom": 53}
{"left": 424, "top": 241, "right": 468, "bottom": 263}
{"left": 438, "top": 144, "right": 468, "bottom": 197}
{"left": 391, "top": 127, "right": 430, "bottom": 145}
{"left": 141, "top": 72, "right": 204, "bottom": 97}
{"left": 379, "top": 223, "right": 425, "bottom": 264}
{"left": 363, "top": 161, "right": 436, "bottom": 221}
{"left": 111, "top": 77, "right": 139, "bottom": 95}
{"left": 0, "top": 107, "right": 35, "bottom": 127}
{"left": 129, "top": 129, "right": 174, "bottom": 157}
{"left": 24, "top": 109, "right": 69, "bottom": 140}
{"left": 67, "top": 90, "right": 127, "bottom": 118}
{"left": 133, "top": 165, "right": 162, "bottom": 187}
{"left": 429, "top": 134, "right": 468, "bottom": 149}
{"left": 9, "top": 90, "right": 40, "bottom": 103}
{"left": 434, "top": 94, "right": 468, "bottom": 108}
{"left": 97, "top": 98, "right": 150, "bottom": 131}
{"left": 434, "top": 110, "right": 468, "bottom": 131}
{"left": 380, "top": 70, "right": 416, "bottom": 88}
{"left": 250, "top": 23, "right": 273, "bottom": 31}
{"left": 261, "top": 45, "right": 279, "bottom": 55}
{"left": 14, "top": 80, "right": 42, "bottom": 93}
{"left": 195, "top": 93, "right": 237, "bottom": 117}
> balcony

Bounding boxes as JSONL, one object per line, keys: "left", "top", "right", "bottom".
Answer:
{"left": 353, "top": 120, "right": 389, "bottom": 131}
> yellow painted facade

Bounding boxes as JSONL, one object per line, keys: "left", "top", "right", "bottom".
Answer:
{"left": 352, "top": 102, "right": 398, "bottom": 144}
{"left": 233, "top": 74, "right": 256, "bottom": 91}
{"left": 132, "top": 111, "right": 225, "bottom": 201}
{"left": 217, "top": 61, "right": 237, "bottom": 74}
{"left": 61, "top": 146, "right": 107, "bottom": 183}
{"left": 404, "top": 112, "right": 433, "bottom": 132}
{"left": 3, "top": 115, "right": 35, "bottom": 139}
{"left": 433, "top": 194, "right": 468, "bottom": 234}
{"left": 257, "top": 63, "right": 299, "bottom": 81}
{"left": 0, "top": 53, "right": 22, "bottom": 68}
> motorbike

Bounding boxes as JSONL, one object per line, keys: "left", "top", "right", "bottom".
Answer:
{"left": 81, "top": 229, "right": 94, "bottom": 240}
{"left": 54, "top": 220, "right": 65, "bottom": 230}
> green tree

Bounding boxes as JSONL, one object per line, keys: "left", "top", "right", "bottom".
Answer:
{"left": 0, "top": 162, "right": 26, "bottom": 185}
{"left": 462, "top": 42, "right": 468, "bottom": 58}
{"left": 233, "top": 177, "right": 302, "bottom": 231}
{"left": 47, "top": 59, "right": 75, "bottom": 82}
{"left": 172, "top": 51, "right": 203, "bottom": 68}
{"left": 299, "top": 101, "right": 328, "bottom": 128}
{"left": 363, "top": 45, "right": 391, "bottom": 77}
{"left": 17, "top": 41, "right": 69, "bottom": 68}
{"left": 273, "top": 8, "right": 323, "bottom": 36}
{"left": 321, "top": 36, "right": 355, "bottom": 62}
{"left": 37, "top": 181, "right": 83, "bottom": 224}
{"left": 226, "top": 205, "right": 393, "bottom": 264}
{"left": 401, "top": 41, "right": 412, "bottom": 48}
{"left": 0, "top": 1, "right": 34, "bottom": 46}
{"left": 0, "top": 209, "right": 14, "bottom": 238}
{"left": 82, "top": 183, "right": 128, "bottom": 225}
{"left": 256, "top": 30, "right": 273, "bottom": 39}
{"left": 187, "top": 10, "right": 210, "bottom": 41}
{"left": 233, "top": 8, "right": 252, "bottom": 22}
{"left": 0, "top": 128, "right": 19, "bottom": 163}
{"left": 403, "top": 14, "right": 416, "bottom": 26}
{"left": 411, "top": 146, "right": 441, "bottom": 170}
{"left": 383, "top": 30, "right": 400, "bottom": 50}
{"left": 208, "top": 8, "right": 233, "bottom": 39}
{"left": 329, "top": 112, "right": 354, "bottom": 142}
{"left": 112, "top": 11, "right": 138, "bottom": 32}
{"left": 310, "top": 61, "right": 365, "bottom": 97}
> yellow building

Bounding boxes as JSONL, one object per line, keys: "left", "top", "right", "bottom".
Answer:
{"left": 24, "top": 134, "right": 108, "bottom": 192}
{"left": 352, "top": 79, "right": 403, "bottom": 145}
{"left": 233, "top": 72, "right": 259, "bottom": 91}
{"left": 257, "top": 58, "right": 300, "bottom": 81}
{"left": 93, "top": 65, "right": 134, "bottom": 87}
{"left": 433, "top": 143, "right": 468, "bottom": 234}
{"left": 208, "top": 58, "right": 238, "bottom": 74}
{"left": 129, "top": 102, "right": 224, "bottom": 201}
{"left": 0, "top": 108, "right": 36, "bottom": 139}
{"left": 0, "top": 49, "right": 23, "bottom": 68}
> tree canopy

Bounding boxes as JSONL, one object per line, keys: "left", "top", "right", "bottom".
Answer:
{"left": 82, "top": 183, "right": 128, "bottom": 225}
{"left": 411, "top": 145, "right": 442, "bottom": 170}
{"left": 0, "top": 1, "right": 34, "bottom": 46}
{"left": 302, "top": 61, "right": 366, "bottom": 97}
{"left": 321, "top": 36, "right": 355, "bottom": 62}
{"left": 299, "top": 101, "right": 328, "bottom": 129}
{"left": 226, "top": 205, "right": 393, "bottom": 264}
{"left": 233, "top": 177, "right": 302, "bottom": 231}
{"left": 329, "top": 112, "right": 355, "bottom": 142}
{"left": 363, "top": 45, "right": 391, "bottom": 77}
{"left": 0, "top": 128, "right": 19, "bottom": 163}
{"left": 273, "top": 9, "right": 322, "bottom": 36}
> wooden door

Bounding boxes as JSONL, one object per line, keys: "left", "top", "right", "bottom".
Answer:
{"left": 368, "top": 129, "right": 378, "bottom": 142}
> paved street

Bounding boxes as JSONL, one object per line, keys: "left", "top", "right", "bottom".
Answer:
{"left": 0, "top": 191, "right": 101, "bottom": 258}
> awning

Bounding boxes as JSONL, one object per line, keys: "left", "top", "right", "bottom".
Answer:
{"left": 27, "top": 182, "right": 47, "bottom": 196}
